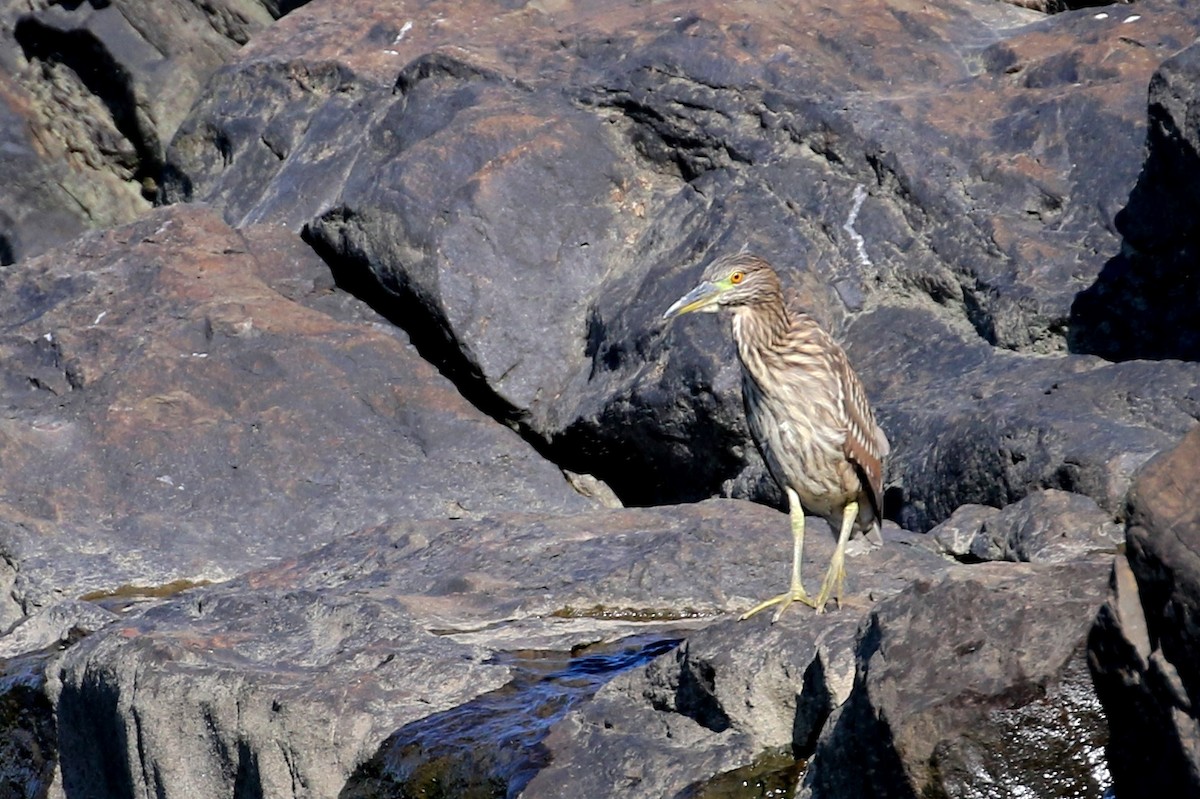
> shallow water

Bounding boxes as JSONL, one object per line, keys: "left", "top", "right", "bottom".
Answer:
{"left": 340, "top": 630, "right": 1117, "bottom": 799}
{"left": 341, "top": 633, "right": 683, "bottom": 798}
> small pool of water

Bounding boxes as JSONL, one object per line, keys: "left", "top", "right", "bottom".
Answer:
{"left": 341, "top": 633, "right": 682, "bottom": 798}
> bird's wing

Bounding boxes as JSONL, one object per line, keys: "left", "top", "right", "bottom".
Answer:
{"left": 831, "top": 344, "right": 886, "bottom": 518}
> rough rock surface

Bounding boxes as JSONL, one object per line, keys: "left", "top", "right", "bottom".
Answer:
{"left": 1090, "top": 427, "right": 1200, "bottom": 799}
{"left": 517, "top": 611, "right": 864, "bottom": 799}
{"left": 53, "top": 501, "right": 944, "bottom": 799}
{"left": 161, "top": 0, "right": 1200, "bottom": 525}
{"left": 1070, "top": 41, "right": 1200, "bottom": 361}
{"left": 802, "top": 559, "right": 1112, "bottom": 799}
{"left": 0, "top": 204, "right": 591, "bottom": 625}
{"left": 0, "top": 0, "right": 1197, "bottom": 797}
{"left": 928, "top": 488, "right": 1122, "bottom": 564}
{"left": 850, "top": 305, "right": 1199, "bottom": 532}
{"left": 0, "top": 600, "right": 117, "bottom": 660}
{"left": 0, "top": 0, "right": 308, "bottom": 264}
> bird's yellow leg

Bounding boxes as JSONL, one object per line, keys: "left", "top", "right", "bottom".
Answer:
{"left": 740, "top": 488, "right": 818, "bottom": 622}
{"left": 814, "top": 501, "right": 858, "bottom": 614}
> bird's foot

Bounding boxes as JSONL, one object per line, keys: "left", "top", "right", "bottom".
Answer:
{"left": 739, "top": 587, "right": 818, "bottom": 622}
{"left": 812, "top": 562, "right": 846, "bottom": 615}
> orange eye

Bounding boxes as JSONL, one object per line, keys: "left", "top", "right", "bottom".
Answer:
{"left": 730, "top": 271, "right": 744, "bottom": 285}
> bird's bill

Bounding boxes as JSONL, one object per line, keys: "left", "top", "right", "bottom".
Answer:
{"left": 662, "top": 281, "right": 722, "bottom": 319}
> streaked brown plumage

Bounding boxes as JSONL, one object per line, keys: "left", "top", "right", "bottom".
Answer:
{"left": 663, "top": 252, "right": 888, "bottom": 618}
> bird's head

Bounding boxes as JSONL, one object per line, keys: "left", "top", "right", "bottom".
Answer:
{"left": 662, "top": 252, "right": 780, "bottom": 320}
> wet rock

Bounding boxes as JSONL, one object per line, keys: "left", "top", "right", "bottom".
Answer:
{"left": 342, "top": 635, "right": 684, "bottom": 799}
{"left": 502, "top": 554, "right": 1113, "bottom": 799}
{"left": 0, "top": 204, "right": 591, "bottom": 621}
{"left": 928, "top": 489, "right": 1122, "bottom": 564}
{"left": 801, "top": 559, "right": 1112, "bottom": 799}
{"left": 53, "top": 500, "right": 948, "bottom": 799}
{"left": 1089, "top": 427, "right": 1200, "bottom": 799}
{"left": 0, "top": 646, "right": 58, "bottom": 799}
{"left": 518, "top": 613, "right": 865, "bottom": 799}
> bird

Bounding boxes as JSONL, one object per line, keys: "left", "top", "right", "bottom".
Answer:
{"left": 662, "top": 252, "right": 888, "bottom": 619}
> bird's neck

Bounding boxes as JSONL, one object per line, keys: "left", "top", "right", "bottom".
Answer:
{"left": 730, "top": 290, "right": 791, "bottom": 355}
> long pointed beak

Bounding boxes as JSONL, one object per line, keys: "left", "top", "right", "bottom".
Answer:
{"left": 662, "top": 281, "right": 722, "bottom": 319}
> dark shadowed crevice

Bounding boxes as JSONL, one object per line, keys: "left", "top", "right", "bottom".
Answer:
{"left": 674, "top": 651, "right": 732, "bottom": 733}
{"left": 302, "top": 211, "right": 754, "bottom": 508}
{"left": 300, "top": 211, "right": 528, "bottom": 435}
{"left": 56, "top": 661, "right": 139, "bottom": 799}
{"left": 14, "top": 17, "right": 161, "bottom": 200}
{"left": 1068, "top": 44, "right": 1200, "bottom": 362}
{"left": 1005, "top": 0, "right": 1131, "bottom": 12}
{"left": 0, "top": 647, "right": 59, "bottom": 798}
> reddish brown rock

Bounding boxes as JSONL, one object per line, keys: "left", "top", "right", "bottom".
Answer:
{"left": 0, "top": 203, "right": 591, "bottom": 627}
{"left": 1071, "top": 42, "right": 1200, "bottom": 361}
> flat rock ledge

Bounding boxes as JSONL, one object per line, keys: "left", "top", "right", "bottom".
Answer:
{"left": 2, "top": 496, "right": 1119, "bottom": 799}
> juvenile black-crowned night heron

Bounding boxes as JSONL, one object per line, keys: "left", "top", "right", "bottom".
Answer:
{"left": 662, "top": 252, "right": 888, "bottom": 619}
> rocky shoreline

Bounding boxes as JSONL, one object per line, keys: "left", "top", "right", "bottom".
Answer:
{"left": 2, "top": 1, "right": 1200, "bottom": 797}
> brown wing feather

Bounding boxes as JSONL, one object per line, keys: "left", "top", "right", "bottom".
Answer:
{"left": 832, "top": 345, "right": 887, "bottom": 519}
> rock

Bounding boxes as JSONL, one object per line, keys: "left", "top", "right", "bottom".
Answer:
{"left": 1071, "top": 42, "right": 1200, "bottom": 361}
{"left": 849, "top": 304, "right": 1200, "bottom": 532}
{"left": 1089, "top": 426, "right": 1200, "bottom": 799}
{"left": 0, "top": 0, "right": 1191, "bottom": 796}
{"left": 52, "top": 500, "right": 949, "bottom": 799}
{"left": 0, "top": 600, "right": 117, "bottom": 659}
{"left": 262, "top": 500, "right": 943, "bottom": 643}
{"left": 801, "top": 558, "right": 1112, "bottom": 799}
{"left": 516, "top": 612, "right": 865, "bottom": 799}
{"left": 0, "top": 646, "right": 58, "bottom": 799}
{"left": 54, "top": 585, "right": 512, "bottom": 799}
{"left": 926, "top": 504, "right": 1003, "bottom": 561}
{"left": 0, "top": 203, "right": 592, "bottom": 621}
{"left": 160, "top": 0, "right": 1200, "bottom": 525}
{"left": 0, "top": 85, "right": 87, "bottom": 265}
{"left": 0, "top": 0, "right": 305, "bottom": 262}
{"left": 928, "top": 489, "right": 1122, "bottom": 564}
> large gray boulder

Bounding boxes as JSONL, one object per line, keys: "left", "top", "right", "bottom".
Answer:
{"left": 50, "top": 501, "right": 945, "bottom": 799}
{"left": 161, "top": 0, "right": 1200, "bottom": 526}
{"left": 0, "top": 204, "right": 592, "bottom": 628}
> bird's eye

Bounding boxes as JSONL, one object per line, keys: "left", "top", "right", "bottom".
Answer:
{"left": 730, "top": 271, "right": 744, "bottom": 285}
